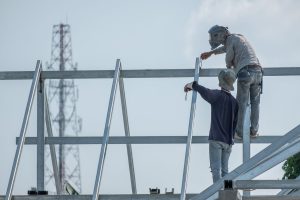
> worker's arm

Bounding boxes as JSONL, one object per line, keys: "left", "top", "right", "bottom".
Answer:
{"left": 184, "top": 81, "right": 219, "bottom": 104}
{"left": 225, "top": 41, "right": 234, "bottom": 68}
{"left": 200, "top": 46, "right": 226, "bottom": 60}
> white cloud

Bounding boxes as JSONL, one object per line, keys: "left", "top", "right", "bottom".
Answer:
{"left": 185, "top": 0, "right": 300, "bottom": 67}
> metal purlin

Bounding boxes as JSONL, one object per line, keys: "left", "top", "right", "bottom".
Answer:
{"left": 180, "top": 57, "right": 201, "bottom": 200}
{"left": 92, "top": 59, "right": 122, "bottom": 200}
{"left": 5, "top": 60, "right": 42, "bottom": 200}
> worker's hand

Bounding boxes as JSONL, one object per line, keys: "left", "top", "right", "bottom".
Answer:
{"left": 184, "top": 82, "right": 193, "bottom": 92}
{"left": 200, "top": 51, "right": 212, "bottom": 60}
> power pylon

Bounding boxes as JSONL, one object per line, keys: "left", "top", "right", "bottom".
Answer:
{"left": 46, "top": 23, "right": 82, "bottom": 193}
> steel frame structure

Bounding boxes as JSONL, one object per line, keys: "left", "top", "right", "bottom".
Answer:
{"left": 2, "top": 58, "right": 300, "bottom": 200}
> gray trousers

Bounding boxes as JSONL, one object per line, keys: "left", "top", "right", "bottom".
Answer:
{"left": 236, "top": 66, "right": 263, "bottom": 136}
{"left": 209, "top": 140, "right": 232, "bottom": 183}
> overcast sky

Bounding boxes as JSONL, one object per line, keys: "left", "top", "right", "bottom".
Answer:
{"left": 1, "top": 0, "right": 300, "bottom": 197}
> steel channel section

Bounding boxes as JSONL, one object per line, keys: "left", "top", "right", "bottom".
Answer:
{"left": 20, "top": 136, "right": 281, "bottom": 145}
{"left": 45, "top": 94, "right": 62, "bottom": 194}
{"left": 180, "top": 58, "right": 201, "bottom": 200}
{"left": 238, "top": 138, "right": 300, "bottom": 181}
{"left": 92, "top": 59, "right": 121, "bottom": 200}
{"left": 243, "top": 105, "right": 251, "bottom": 197}
{"left": 119, "top": 68, "right": 137, "bottom": 194}
{"left": 243, "top": 105, "right": 251, "bottom": 163}
{"left": 277, "top": 175, "right": 300, "bottom": 195}
{"left": 233, "top": 180, "right": 300, "bottom": 190}
{"left": 37, "top": 71, "right": 45, "bottom": 191}
{"left": 1, "top": 67, "right": 300, "bottom": 80}
{"left": 190, "top": 124, "right": 300, "bottom": 200}
{"left": 5, "top": 61, "right": 42, "bottom": 200}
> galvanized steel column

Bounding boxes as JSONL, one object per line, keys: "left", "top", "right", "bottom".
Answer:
{"left": 119, "top": 67, "right": 137, "bottom": 194}
{"left": 180, "top": 58, "right": 201, "bottom": 200}
{"left": 45, "top": 94, "right": 61, "bottom": 194}
{"left": 92, "top": 59, "right": 121, "bottom": 200}
{"left": 5, "top": 60, "right": 42, "bottom": 200}
{"left": 37, "top": 67, "right": 45, "bottom": 191}
{"left": 243, "top": 104, "right": 251, "bottom": 197}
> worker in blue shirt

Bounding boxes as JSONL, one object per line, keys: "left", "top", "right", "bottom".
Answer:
{"left": 184, "top": 69, "right": 239, "bottom": 182}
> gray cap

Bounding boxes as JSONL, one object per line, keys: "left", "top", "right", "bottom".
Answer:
{"left": 218, "top": 69, "right": 236, "bottom": 91}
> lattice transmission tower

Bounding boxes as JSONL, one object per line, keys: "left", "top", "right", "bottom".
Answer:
{"left": 46, "top": 23, "right": 82, "bottom": 193}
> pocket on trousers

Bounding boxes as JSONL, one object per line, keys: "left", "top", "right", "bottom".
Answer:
{"left": 237, "top": 70, "right": 251, "bottom": 82}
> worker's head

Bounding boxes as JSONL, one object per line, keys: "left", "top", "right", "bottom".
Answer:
{"left": 208, "top": 25, "right": 230, "bottom": 50}
{"left": 218, "top": 69, "right": 236, "bottom": 91}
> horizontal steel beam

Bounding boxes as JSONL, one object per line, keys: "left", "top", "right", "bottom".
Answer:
{"left": 17, "top": 136, "right": 280, "bottom": 145}
{"left": 1, "top": 67, "right": 300, "bottom": 80}
{"left": 233, "top": 180, "right": 300, "bottom": 189}
{"left": 0, "top": 194, "right": 197, "bottom": 200}
{"left": 243, "top": 196, "right": 300, "bottom": 200}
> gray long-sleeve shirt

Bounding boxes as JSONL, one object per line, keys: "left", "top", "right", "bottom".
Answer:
{"left": 213, "top": 34, "right": 261, "bottom": 74}
{"left": 192, "top": 82, "right": 239, "bottom": 145}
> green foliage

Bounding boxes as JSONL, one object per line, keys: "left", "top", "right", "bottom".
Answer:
{"left": 282, "top": 152, "right": 300, "bottom": 179}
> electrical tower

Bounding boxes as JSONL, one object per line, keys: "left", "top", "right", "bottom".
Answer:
{"left": 46, "top": 23, "right": 82, "bottom": 193}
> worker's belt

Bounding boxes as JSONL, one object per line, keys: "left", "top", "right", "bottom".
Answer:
{"left": 242, "top": 64, "right": 262, "bottom": 72}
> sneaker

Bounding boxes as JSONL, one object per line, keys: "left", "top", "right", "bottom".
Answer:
{"left": 250, "top": 129, "right": 259, "bottom": 138}
{"left": 235, "top": 133, "right": 243, "bottom": 140}
{"left": 250, "top": 132, "right": 259, "bottom": 138}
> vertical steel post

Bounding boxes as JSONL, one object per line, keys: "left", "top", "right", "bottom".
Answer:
{"left": 5, "top": 61, "right": 42, "bottom": 200}
{"left": 119, "top": 67, "right": 137, "bottom": 194}
{"left": 37, "top": 67, "right": 45, "bottom": 191}
{"left": 92, "top": 59, "right": 121, "bottom": 200}
{"left": 45, "top": 94, "right": 62, "bottom": 194}
{"left": 243, "top": 104, "right": 251, "bottom": 197}
{"left": 180, "top": 57, "right": 201, "bottom": 200}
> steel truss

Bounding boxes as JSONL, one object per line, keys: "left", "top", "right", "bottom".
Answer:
{"left": 2, "top": 58, "right": 300, "bottom": 200}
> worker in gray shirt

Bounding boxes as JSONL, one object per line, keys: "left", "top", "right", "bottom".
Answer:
{"left": 200, "top": 25, "right": 263, "bottom": 139}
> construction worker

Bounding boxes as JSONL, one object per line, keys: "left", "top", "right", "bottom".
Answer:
{"left": 200, "top": 25, "right": 263, "bottom": 139}
{"left": 184, "top": 69, "right": 239, "bottom": 183}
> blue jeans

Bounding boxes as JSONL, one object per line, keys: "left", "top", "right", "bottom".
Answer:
{"left": 209, "top": 140, "right": 232, "bottom": 183}
{"left": 236, "top": 66, "right": 263, "bottom": 136}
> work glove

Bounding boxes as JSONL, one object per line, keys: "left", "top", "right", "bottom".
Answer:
{"left": 184, "top": 82, "right": 193, "bottom": 92}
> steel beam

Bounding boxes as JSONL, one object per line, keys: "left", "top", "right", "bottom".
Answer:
{"left": 5, "top": 61, "right": 42, "bottom": 200}
{"left": 92, "top": 59, "right": 121, "bottom": 200}
{"left": 0, "top": 194, "right": 197, "bottom": 200}
{"left": 119, "top": 68, "right": 137, "bottom": 194}
{"left": 233, "top": 180, "right": 300, "bottom": 189}
{"left": 277, "top": 175, "right": 300, "bottom": 195}
{"left": 190, "top": 124, "right": 300, "bottom": 200}
{"left": 243, "top": 105, "right": 251, "bottom": 197}
{"left": 1, "top": 67, "right": 300, "bottom": 80}
{"left": 45, "top": 94, "right": 61, "bottom": 194}
{"left": 180, "top": 58, "right": 201, "bottom": 200}
{"left": 238, "top": 138, "right": 300, "bottom": 181}
{"left": 37, "top": 70, "right": 45, "bottom": 191}
{"left": 18, "top": 136, "right": 282, "bottom": 145}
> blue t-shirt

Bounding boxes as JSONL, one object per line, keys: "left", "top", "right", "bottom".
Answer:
{"left": 192, "top": 82, "right": 239, "bottom": 145}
